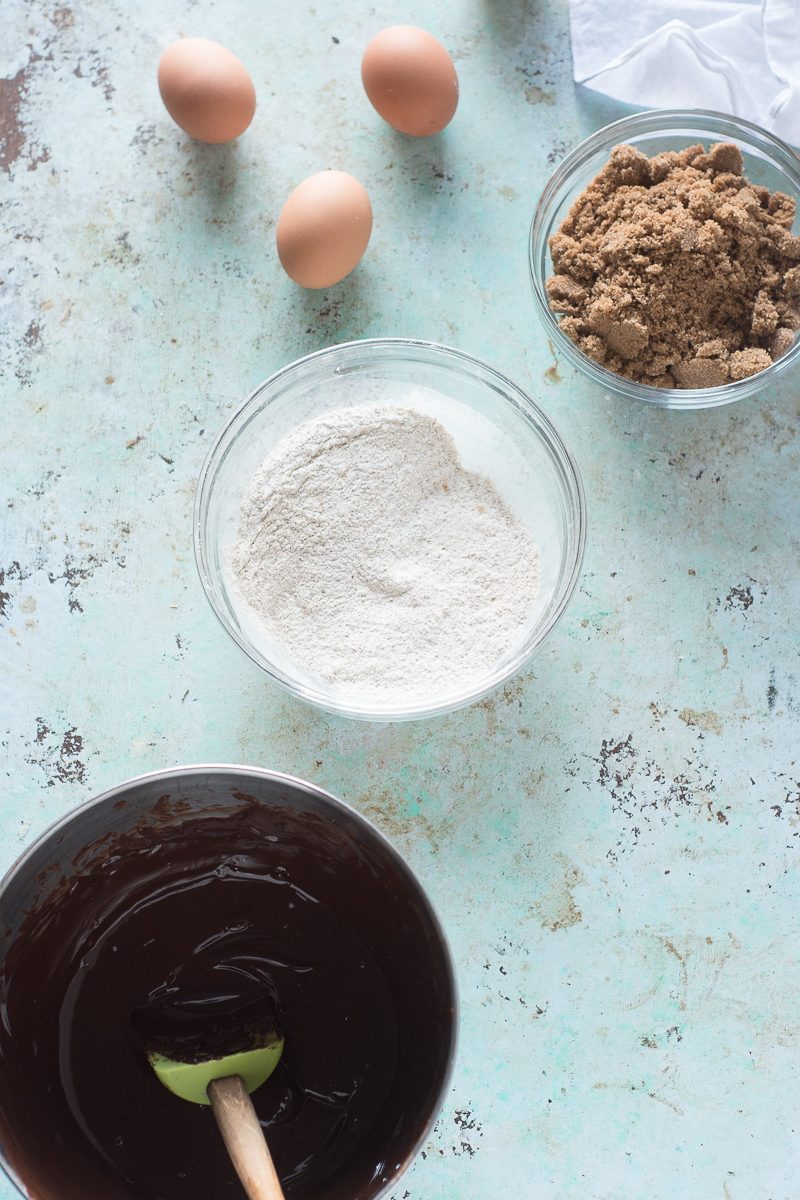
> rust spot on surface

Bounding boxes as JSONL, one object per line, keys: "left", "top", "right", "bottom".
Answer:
{"left": 545, "top": 337, "right": 561, "bottom": 384}
{"left": 501, "top": 677, "right": 525, "bottom": 706}
{"left": 0, "top": 48, "right": 49, "bottom": 174}
{"left": 357, "top": 788, "right": 453, "bottom": 855}
{"left": 0, "top": 64, "right": 29, "bottom": 175}
{"left": 662, "top": 938, "right": 688, "bottom": 1010}
{"left": 52, "top": 8, "right": 75, "bottom": 29}
{"left": 475, "top": 695, "right": 497, "bottom": 736}
{"left": 532, "top": 859, "right": 583, "bottom": 932}
{"left": 525, "top": 85, "right": 555, "bottom": 105}
{"left": 0, "top": 64, "right": 29, "bottom": 172}
{"left": 678, "top": 708, "right": 722, "bottom": 735}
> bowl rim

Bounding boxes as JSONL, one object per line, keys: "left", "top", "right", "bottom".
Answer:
{"left": 0, "top": 763, "right": 459, "bottom": 1200}
{"left": 193, "top": 336, "right": 587, "bottom": 721}
{"left": 529, "top": 107, "right": 800, "bottom": 410}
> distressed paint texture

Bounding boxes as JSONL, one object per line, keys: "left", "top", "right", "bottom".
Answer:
{"left": 1, "top": 2, "right": 800, "bottom": 1199}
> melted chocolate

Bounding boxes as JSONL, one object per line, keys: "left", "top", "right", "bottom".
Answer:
{"left": 133, "top": 982, "right": 283, "bottom": 1064}
{"left": 0, "top": 792, "right": 454, "bottom": 1200}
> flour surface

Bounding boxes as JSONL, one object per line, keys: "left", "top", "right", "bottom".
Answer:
{"left": 231, "top": 404, "right": 540, "bottom": 702}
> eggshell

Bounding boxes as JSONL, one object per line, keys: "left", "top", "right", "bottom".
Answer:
{"left": 158, "top": 38, "right": 256, "bottom": 144}
{"left": 276, "top": 171, "right": 373, "bottom": 289}
{"left": 361, "top": 25, "right": 459, "bottom": 137}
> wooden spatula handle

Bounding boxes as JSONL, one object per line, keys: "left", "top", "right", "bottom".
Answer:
{"left": 208, "top": 1076, "right": 286, "bottom": 1200}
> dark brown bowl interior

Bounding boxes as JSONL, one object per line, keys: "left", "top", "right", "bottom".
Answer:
{"left": 0, "top": 767, "right": 456, "bottom": 1200}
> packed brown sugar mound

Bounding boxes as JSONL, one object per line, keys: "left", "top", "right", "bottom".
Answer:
{"left": 546, "top": 142, "right": 800, "bottom": 389}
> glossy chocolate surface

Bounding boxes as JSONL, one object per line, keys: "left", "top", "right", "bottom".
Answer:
{"left": 0, "top": 785, "right": 454, "bottom": 1200}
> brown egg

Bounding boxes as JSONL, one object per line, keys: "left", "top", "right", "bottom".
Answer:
{"left": 276, "top": 171, "right": 373, "bottom": 289}
{"left": 157, "top": 37, "right": 256, "bottom": 144}
{"left": 361, "top": 25, "right": 459, "bottom": 137}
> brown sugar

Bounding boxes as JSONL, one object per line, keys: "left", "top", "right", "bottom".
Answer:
{"left": 546, "top": 142, "right": 800, "bottom": 389}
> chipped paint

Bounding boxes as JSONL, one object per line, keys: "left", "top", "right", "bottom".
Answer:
{"left": 24, "top": 719, "right": 87, "bottom": 786}
{"left": 0, "top": 61, "right": 33, "bottom": 173}
{"left": 0, "top": 44, "right": 51, "bottom": 174}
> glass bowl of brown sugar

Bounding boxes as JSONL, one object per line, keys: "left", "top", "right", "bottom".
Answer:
{"left": 529, "top": 109, "right": 800, "bottom": 410}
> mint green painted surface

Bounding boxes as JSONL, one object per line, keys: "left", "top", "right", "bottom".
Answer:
{"left": 1, "top": 2, "right": 799, "bottom": 1199}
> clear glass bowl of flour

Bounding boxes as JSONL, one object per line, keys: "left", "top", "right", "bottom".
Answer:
{"left": 530, "top": 109, "right": 800, "bottom": 410}
{"left": 194, "top": 339, "right": 586, "bottom": 721}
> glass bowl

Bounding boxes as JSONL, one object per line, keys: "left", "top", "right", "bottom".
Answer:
{"left": 529, "top": 109, "right": 800, "bottom": 410}
{"left": 194, "top": 338, "right": 586, "bottom": 721}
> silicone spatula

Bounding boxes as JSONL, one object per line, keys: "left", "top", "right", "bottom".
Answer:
{"left": 149, "top": 1036, "right": 285, "bottom": 1200}
{"left": 140, "top": 995, "right": 286, "bottom": 1200}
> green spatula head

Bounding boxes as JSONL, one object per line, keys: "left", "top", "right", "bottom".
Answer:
{"left": 148, "top": 1034, "right": 284, "bottom": 1106}
{"left": 137, "top": 986, "right": 284, "bottom": 1106}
